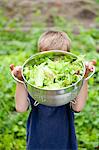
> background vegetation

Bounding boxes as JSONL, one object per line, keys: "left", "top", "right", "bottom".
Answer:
{"left": 0, "top": 0, "right": 99, "bottom": 149}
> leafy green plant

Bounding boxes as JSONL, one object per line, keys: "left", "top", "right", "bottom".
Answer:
{"left": 0, "top": 14, "right": 98, "bottom": 150}
{"left": 24, "top": 55, "right": 83, "bottom": 89}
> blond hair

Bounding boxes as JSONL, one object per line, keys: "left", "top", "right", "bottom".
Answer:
{"left": 38, "top": 30, "right": 71, "bottom": 52}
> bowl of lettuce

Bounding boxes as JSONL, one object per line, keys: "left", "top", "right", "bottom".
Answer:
{"left": 22, "top": 50, "right": 85, "bottom": 106}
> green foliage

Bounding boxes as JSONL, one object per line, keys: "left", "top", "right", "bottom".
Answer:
{"left": 24, "top": 55, "right": 84, "bottom": 89}
{"left": 0, "top": 15, "right": 99, "bottom": 150}
{"left": 96, "top": 0, "right": 99, "bottom": 3}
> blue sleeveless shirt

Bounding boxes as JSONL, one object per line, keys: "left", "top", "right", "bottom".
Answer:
{"left": 27, "top": 94, "right": 78, "bottom": 150}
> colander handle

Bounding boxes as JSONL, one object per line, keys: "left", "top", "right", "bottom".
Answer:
{"left": 70, "top": 98, "right": 77, "bottom": 105}
{"left": 34, "top": 101, "right": 39, "bottom": 106}
{"left": 11, "top": 71, "right": 24, "bottom": 84}
{"left": 84, "top": 66, "right": 95, "bottom": 81}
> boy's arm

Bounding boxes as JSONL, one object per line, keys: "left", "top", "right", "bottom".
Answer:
{"left": 15, "top": 82, "right": 29, "bottom": 112}
{"left": 71, "top": 80, "right": 88, "bottom": 112}
{"left": 10, "top": 64, "right": 29, "bottom": 112}
{"left": 71, "top": 60, "right": 96, "bottom": 112}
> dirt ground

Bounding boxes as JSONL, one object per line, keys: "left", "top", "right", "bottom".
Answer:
{"left": 0, "top": 0, "right": 99, "bottom": 29}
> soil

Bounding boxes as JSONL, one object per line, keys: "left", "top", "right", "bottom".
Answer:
{"left": 0, "top": 0, "right": 99, "bottom": 29}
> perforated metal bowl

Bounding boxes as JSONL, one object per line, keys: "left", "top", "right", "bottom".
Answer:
{"left": 11, "top": 50, "right": 95, "bottom": 106}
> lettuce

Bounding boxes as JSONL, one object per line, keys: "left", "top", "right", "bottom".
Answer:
{"left": 23, "top": 55, "right": 84, "bottom": 89}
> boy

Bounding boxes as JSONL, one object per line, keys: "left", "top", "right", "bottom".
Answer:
{"left": 10, "top": 31, "right": 95, "bottom": 150}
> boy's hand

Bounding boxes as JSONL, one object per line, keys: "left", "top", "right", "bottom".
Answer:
{"left": 10, "top": 64, "right": 23, "bottom": 81}
{"left": 84, "top": 60, "right": 96, "bottom": 78}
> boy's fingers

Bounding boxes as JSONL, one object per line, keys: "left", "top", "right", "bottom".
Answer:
{"left": 85, "top": 62, "right": 95, "bottom": 71}
{"left": 15, "top": 66, "right": 22, "bottom": 71}
{"left": 12, "top": 69, "right": 17, "bottom": 77}
{"left": 10, "top": 64, "right": 14, "bottom": 71}
{"left": 84, "top": 60, "right": 96, "bottom": 77}
{"left": 90, "top": 68, "right": 94, "bottom": 72}
{"left": 10, "top": 65, "right": 23, "bottom": 80}
{"left": 90, "top": 60, "right": 96, "bottom": 65}
{"left": 85, "top": 62, "right": 89, "bottom": 67}
{"left": 85, "top": 60, "right": 96, "bottom": 68}
{"left": 84, "top": 65, "right": 94, "bottom": 77}
{"left": 87, "top": 63, "right": 95, "bottom": 72}
{"left": 12, "top": 69, "right": 23, "bottom": 80}
{"left": 89, "top": 65, "right": 94, "bottom": 71}
{"left": 11, "top": 66, "right": 22, "bottom": 75}
{"left": 16, "top": 69, "right": 22, "bottom": 76}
